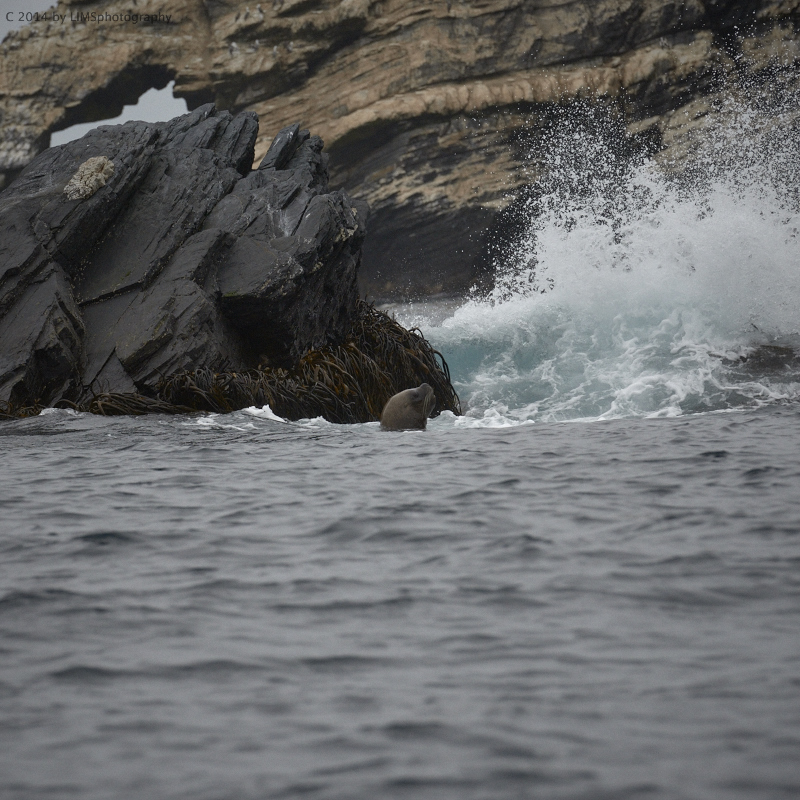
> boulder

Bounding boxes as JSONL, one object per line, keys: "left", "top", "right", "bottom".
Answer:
{"left": 0, "top": 106, "right": 365, "bottom": 408}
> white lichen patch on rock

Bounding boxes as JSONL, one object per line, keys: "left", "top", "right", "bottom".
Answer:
{"left": 63, "top": 156, "right": 115, "bottom": 200}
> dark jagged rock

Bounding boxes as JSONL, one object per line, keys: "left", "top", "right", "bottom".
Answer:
{"left": 0, "top": 106, "right": 366, "bottom": 409}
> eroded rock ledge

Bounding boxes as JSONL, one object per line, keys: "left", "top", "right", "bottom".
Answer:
{"left": 0, "top": 106, "right": 368, "bottom": 409}
{"left": 1, "top": 0, "right": 799, "bottom": 297}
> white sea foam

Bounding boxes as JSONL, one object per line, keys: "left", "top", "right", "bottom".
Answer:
{"left": 37, "top": 407, "right": 83, "bottom": 418}
{"left": 403, "top": 92, "right": 800, "bottom": 425}
{"left": 242, "top": 405, "right": 288, "bottom": 423}
{"left": 191, "top": 414, "right": 257, "bottom": 431}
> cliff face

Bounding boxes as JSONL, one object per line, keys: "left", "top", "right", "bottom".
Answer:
{"left": 1, "top": 0, "right": 799, "bottom": 299}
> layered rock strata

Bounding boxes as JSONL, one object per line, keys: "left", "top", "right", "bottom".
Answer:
{"left": 1, "top": 0, "right": 799, "bottom": 297}
{"left": 0, "top": 106, "right": 365, "bottom": 408}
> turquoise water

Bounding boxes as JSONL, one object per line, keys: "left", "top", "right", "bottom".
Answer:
{"left": 401, "top": 98, "right": 800, "bottom": 424}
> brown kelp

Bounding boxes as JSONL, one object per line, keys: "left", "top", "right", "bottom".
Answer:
{"left": 0, "top": 403, "right": 43, "bottom": 420}
{"left": 158, "top": 301, "right": 461, "bottom": 422}
{"left": 1, "top": 302, "right": 460, "bottom": 423}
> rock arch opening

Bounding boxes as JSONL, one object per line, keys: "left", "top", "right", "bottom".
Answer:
{"left": 49, "top": 66, "right": 188, "bottom": 147}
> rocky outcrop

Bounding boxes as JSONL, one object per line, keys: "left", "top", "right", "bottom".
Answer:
{"left": 0, "top": 106, "right": 365, "bottom": 408}
{"left": 1, "top": 0, "right": 799, "bottom": 298}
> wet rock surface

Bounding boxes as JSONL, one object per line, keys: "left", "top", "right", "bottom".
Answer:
{"left": 0, "top": 106, "right": 365, "bottom": 408}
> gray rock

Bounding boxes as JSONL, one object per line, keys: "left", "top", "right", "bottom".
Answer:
{"left": 0, "top": 107, "right": 365, "bottom": 408}
{"left": 217, "top": 190, "right": 364, "bottom": 364}
{"left": 0, "top": 263, "right": 84, "bottom": 406}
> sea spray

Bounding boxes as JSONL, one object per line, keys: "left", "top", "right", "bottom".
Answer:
{"left": 400, "top": 90, "right": 800, "bottom": 426}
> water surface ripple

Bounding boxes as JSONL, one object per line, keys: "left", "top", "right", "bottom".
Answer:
{"left": 1, "top": 406, "right": 799, "bottom": 799}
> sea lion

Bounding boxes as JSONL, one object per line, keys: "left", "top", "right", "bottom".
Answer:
{"left": 380, "top": 383, "right": 436, "bottom": 431}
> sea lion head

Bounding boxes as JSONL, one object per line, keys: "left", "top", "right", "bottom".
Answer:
{"left": 380, "top": 383, "right": 436, "bottom": 431}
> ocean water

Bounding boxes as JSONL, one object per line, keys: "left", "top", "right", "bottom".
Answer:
{"left": 1, "top": 406, "right": 800, "bottom": 800}
{"left": 2, "top": 94, "right": 800, "bottom": 799}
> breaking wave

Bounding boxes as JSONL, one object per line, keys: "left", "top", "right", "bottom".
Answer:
{"left": 400, "top": 88, "right": 800, "bottom": 426}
